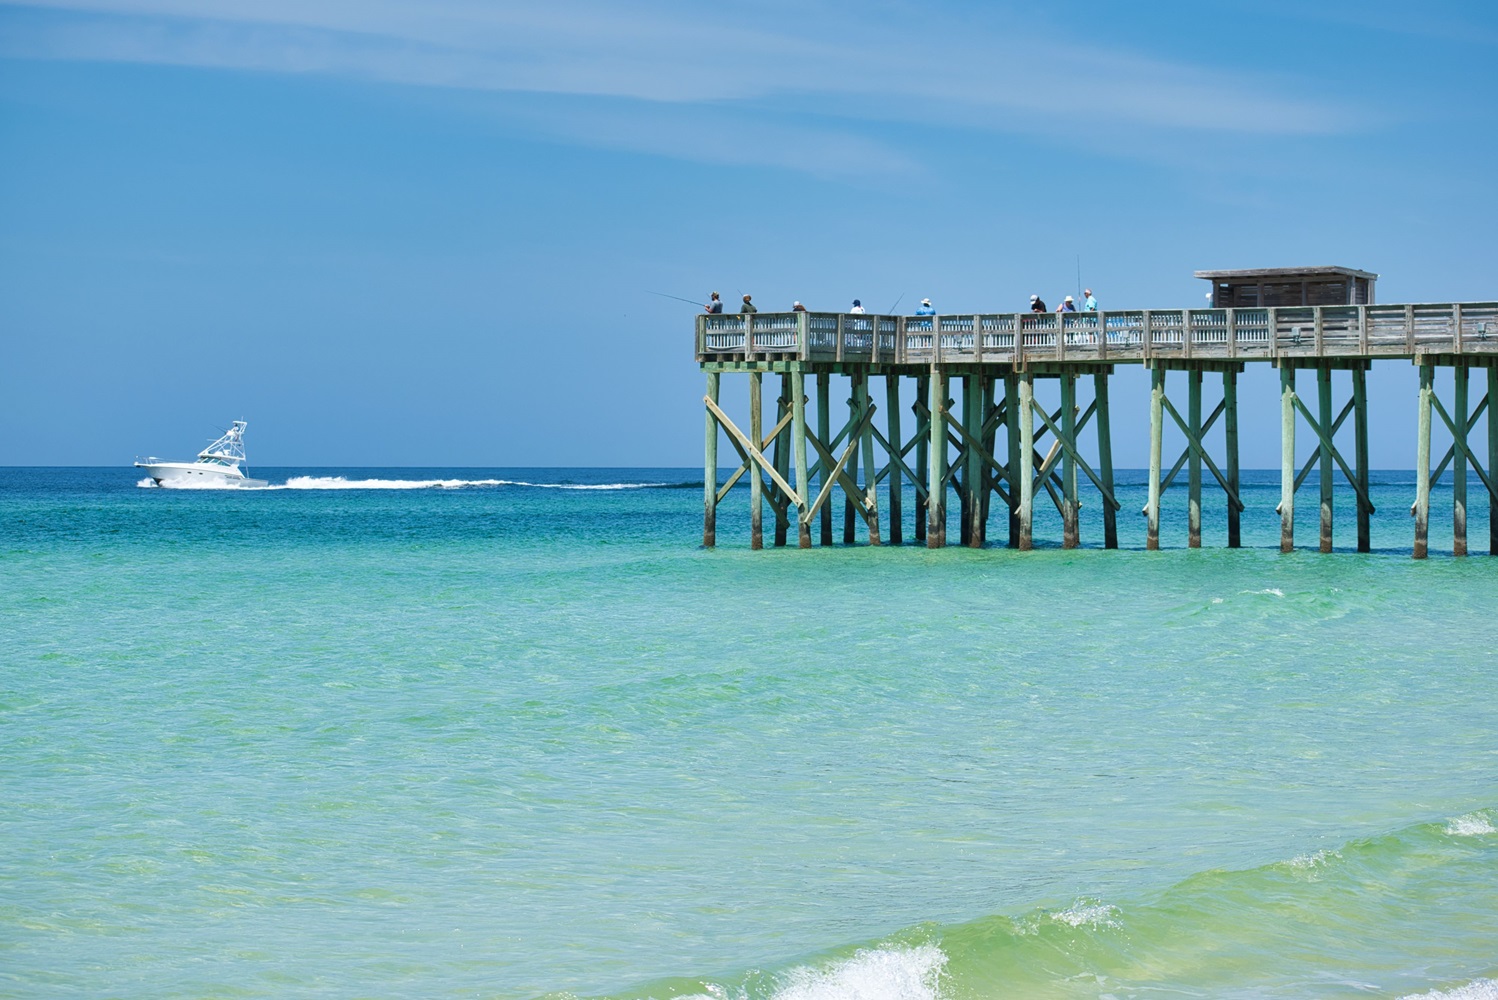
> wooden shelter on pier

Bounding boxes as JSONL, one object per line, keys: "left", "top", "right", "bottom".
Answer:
{"left": 697, "top": 271, "right": 1498, "bottom": 558}
{"left": 1197, "top": 266, "right": 1378, "bottom": 308}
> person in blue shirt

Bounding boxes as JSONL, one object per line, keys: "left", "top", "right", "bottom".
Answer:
{"left": 1060, "top": 296, "right": 1077, "bottom": 312}
{"left": 914, "top": 298, "right": 936, "bottom": 316}
{"left": 705, "top": 291, "right": 723, "bottom": 314}
{"left": 1083, "top": 289, "right": 1098, "bottom": 311}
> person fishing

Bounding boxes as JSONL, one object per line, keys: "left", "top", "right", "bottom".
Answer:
{"left": 914, "top": 298, "right": 936, "bottom": 316}
{"left": 740, "top": 294, "right": 757, "bottom": 314}
{"left": 705, "top": 292, "right": 723, "bottom": 314}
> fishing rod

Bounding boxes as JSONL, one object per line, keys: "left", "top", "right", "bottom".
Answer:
{"left": 646, "top": 290, "right": 706, "bottom": 308}
{"left": 885, "top": 292, "right": 904, "bottom": 315}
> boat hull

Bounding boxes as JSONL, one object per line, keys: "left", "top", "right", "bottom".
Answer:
{"left": 135, "top": 462, "right": 265, "bottom": 488}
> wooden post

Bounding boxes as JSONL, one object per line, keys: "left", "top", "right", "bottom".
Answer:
{"left": 929, "top": 367, "right": 948, "bottom": 547}
{"left": 844, "top": 373, "right": 859, "bottom": 545}
{"left": 1318, "top": 365, "right": 1334, "bottom": 553}
{"left": 792, "top": 369, "right": 811, "bottom": 549}
{"left": 1224, "top": 368, "right": 1241, "bottom": 549}
{"left": 1280, "top": 366, "right": 1295, "bottom": 554}
{"left": 980, "top": 375, "right": 996, "bottom": 543}
{"left": 1188, "top": 367, "right": 1202, "bottom": 549}
{"left": 1018, "top": 373, "right": 1035, "bottom": 551}
{"left": 1454, "top": 364, "right": 1469, "bottom": 556}
{"left": 817, "top": 372, "right": 833, "bottom": 546}
{"left": 1061, "top": 372, "right": 1079, "bottom": 549}
{"left": 860, "top": 373, "right": 882, "bottom": 546}
{"left": 1006, "top": 373, "right": 1022, "bottom": 548}
{"left": 915, "top": 375, "right": 929, "bottom": 543}
{"left": 704, "top": 371, "right": 719, "bottom": 548}
{"left": 1095, "top": 372, "right": 1117, "bottom": 549}
{"left": 1353, "top": 367, "right": 1370, "bottom": 554}
{"left": 886, "top": 373, "right": 904, "bottom": 545}
{"left": 966, "top": 375, "right": 985, "bottom": 547}
{"left": 774, "top": 373, "right": 791, "bottom": 547}
{"left": 958, "top": 376, "right": 973, "bottom": 546}
{"left": 1414, "top": 364, "right": 1432, "bottom": 559}
{"left": 1490, "top": 367, "right": 1497, "bottom": 556}
{"left": 1147, "top": 366, "right": 1164, "bottom": 551}
{"left": 750, "top": 371, "right": 764, "bottom": 550}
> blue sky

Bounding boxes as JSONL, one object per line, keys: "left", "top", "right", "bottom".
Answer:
{"left": 2, "top": 0, "right": 1495, "bottom": 467}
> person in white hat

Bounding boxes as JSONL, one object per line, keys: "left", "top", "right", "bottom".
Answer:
{"left": 1061, "top": 295, "right": 1077, "bottom": 313}
{"left": 915, "top": 297, "right": 936, "bottom": 316}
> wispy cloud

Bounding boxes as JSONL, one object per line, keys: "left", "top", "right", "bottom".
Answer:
{"left": 0, "top": 0, "right": 1368, "bottom": 174}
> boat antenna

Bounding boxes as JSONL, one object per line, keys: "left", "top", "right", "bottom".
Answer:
{"left": 886, "top": 292, "right": 904, "bottom": 314}
{"left": 646, "top": 289, "right": 705, "bottom": 308}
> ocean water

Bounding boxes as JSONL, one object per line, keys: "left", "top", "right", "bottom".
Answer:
{"left": 3, "top": 466, "right": 1496, "bottom": 1000}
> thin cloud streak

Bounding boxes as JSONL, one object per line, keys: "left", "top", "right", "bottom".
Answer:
{"left": 3, "top": 0, "right": 1361, "bottom": 136}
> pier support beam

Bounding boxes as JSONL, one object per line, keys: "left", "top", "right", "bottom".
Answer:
{"left": 1415, "top": 364, "right": 1433, "bottom": 559}
{"left": 1224, "top": 369, "right": 1241, "bottom": 549}
{"left": 1061, "top": 373, "right": 1079, "bottom": 549}
{"left": 1147, "top": 367, "right": 1164, "bottom": 551}
{"left": 844, "top": 375, "right": 859, "bottom": 545}
{"left": 928, "top": 367, "right": 948, "bottom": 547}
{"left": 774, "top": 374, "right": 791, "bottom": 547}
{"left": 817, "top": 373, "right": 832, "bottom": 546}
{"left": 1453, "top": 364, "right": 1469, "bottom": 556}
{"left": 965, "top": 375, "right": 986, "bottom": 547}
{"left": 792, "top": 370, "right": 811, "bottom": 549}
{"left": 1353, "top": 369, "right": 1370, "bottom": 553}
{"left": 704, "top": 371, "right": 719, "bottom": 548}
{"left": 1006, "top": 373, "right": 1022, "bottom": 548}
{"left": 1318, "top": 367, "right": 1334, "bottom": 553}
{"left": 886, "top": 374, "right": 903, "bottom": 545}
{"left": 750, "top": 372, "right": 764, "bottom": 550}
{"left": 1188, "top": 369, "right": 1202, "bottom": 549}
{"left": 1095, "top": 372, "right": 1118, "bottom": 550}
{"left": 1018, "top": 373, "right": 1035, "bottom": 551}
{"left": 1280, "top": 367, "right": 1296, "bottom": 553}
{"left": 1491, "top": 367, "right": 1497, "bottom": 556}
{"left": 915, "top": 376, "right": 929, "bottom": 543}
{"left": 859, "top": 374, "right": 882, "bottom": 545}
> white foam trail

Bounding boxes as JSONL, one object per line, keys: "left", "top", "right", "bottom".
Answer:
{"left": 774, "top": 945, "right": 946, "bottom": 1000}
{"left": 276, "top": 476, "right": 668, "bottom": 491}
{"left": 138, "top": 477, "right": 247, "bottom": 490}
{"left": 1245, "top": 588, "right": 1285, "bottom": 597}
{"left": 1400, "top": 979, "right": 1498, "bottom": 1000}
{"left": 136, "top": 478, "right": 159, "bottom": 488}
{"left": 1445, "top": 812, "right": 1496, "bottom": 837}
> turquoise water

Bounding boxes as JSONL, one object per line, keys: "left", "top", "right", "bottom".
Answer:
{"left": 3, "top": 467, "right": 1496, "bottom": 1000}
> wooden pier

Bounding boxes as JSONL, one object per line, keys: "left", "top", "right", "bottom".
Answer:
{"left": 698, "top": 300, "right": 1498, "bottom": 557}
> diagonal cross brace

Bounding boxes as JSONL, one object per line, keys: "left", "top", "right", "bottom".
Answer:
{"left": 716, "top": 407, "right": 795, "bottom": 504}
{"left": 1289, "top": 394, "right": 1376, "bottom": 514}
{"left": 1291, "top": 397, "right": 1355, "bottom": 496}
{"left": 872, "top": 424, "right": 931, "bottom": 501}
{"left": 1160, "top": 399, "right": 1225, "bottom": 495}
{"left": 803, "top": 404, "right": 880, "bottom": 526}
{"left": 705, "top": 396, "right": 802, "bottom": 511}
{"left": 1160, "top": 396, "right": 1246, "bottom": 513}
{"left": 1029, "top": 399, "right": 1123, "bottom": 512}
{"left": 1429, "top": 393, "right": 1498, "bottom": 500}
{"left": 1430, "top": 392, "right": 1491, "bottom": 486}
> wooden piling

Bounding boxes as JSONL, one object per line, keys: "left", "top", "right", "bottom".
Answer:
{"left": 915, "top": 375, "right": 929, "bottom": 543}
{"left": 792, "top": 369, "right": 811, "bottom": 549}
{"left": 1006, "top": 373, "right": 1022, "bottom": 548}
{"left": 750, "top": 371, "right": 764, "bottom": 550}
{"left": 1224, "top": 369, "right": 1241, "bottom": 549}
{"left": 1061, "top": 373, "right": 1079, "bottom": 549}
{"left": 704, "top": 371, "right": 719, "bottom": 548}
{"left": 1353, "top": 367, "right": 1370, "bottom": 553}
{"left": 859, "top": 373, "right": 882, "bottom": 546}
{"left": 817, "top": 373, "right": 832, "bottom": 546}
{"left": 774, "top": 374, "right": 791, "bottom": 547}
{"left": 886, "top": 374, "right": 903, "bottom": 545}
{"left": 1414, "top": 364, "right": 1432, "bottom": 559}
{"left": 1018, "top": 374, "right": 1035, "bottom": 551}
{"left": 1147, "top": 366, "right": 1164, "bottom": 551}
{"left": 980, "top": 375, "right": 996, "bottom": 544}
{"left": 1094, "top": 372, "right": 1117, "bottom": 550}
{"left": 966, "top": 375, "right": 985, "bottom": 547}
{"left": 844, "top": 374, "right": 859, "bottom": 545}
{"left": 928, "top": 367, "right": 947, "bottom": 547}
{"left": 1188, "top": 369, "right": 1202, "bottom": 549}
{"left": 1453, "top": 364, "right": 1468, "bottom": 556}
{"left": 1280, "top": 366, "right": 1295, "bottom": 554}
{"left": 1318, "top": 366, "right": 1334, "bottom": 553}
{"left": 1490, "top": 367, "right": 1497, "bottom": 556}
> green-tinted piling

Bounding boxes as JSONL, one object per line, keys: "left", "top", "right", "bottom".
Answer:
{"left": 817, "top": 373, "right": 832, "bottom": 546}
{"left": 1318, "top": 366, "right": 1334, "bottom": 553}
{"left": 915, "top": 376, "right": 929, "bottom": 543}
{"left": 1147, "top": 366, "right": 1164, "bottom": 551}
{"left": 1224, "top": 369, "right": 1241, "bottom": 549}
{"left": 1454, "top": 364, "right": 1469, "bottom": 556}
{"left": 1353, "top": 367, "right": 1371, "bottom": 554}
{"left": 1006, "top": 373, "right": 1022, "bottom": 548}
{"left": 1414, "top": 364, "right": 1433, "bottom": 559}
{"left": 1280, "top": 366, "right": 1296, "bottom": 554}
{"left": 1061, "top": 373, "right": 1079, "bottom": 549}
{"left": 792, "top": 369, "right": 811, "bottom": 549}
{"left": 704, "top": 371, "right": 719, "bottom": 548}
{"left": 886, "top": 374, "right": 904, "bottom": 545}
{"left": 1188, "top": 369, "right": 1202, "bottom": 549}
{"left": 928, "top": 367, "right": 948, "bottom": 547}
{"left": 750, "top": 371, "right": 764, "bottom": 550}
{"left": 1018, "top": 374, "right": 1035, "bottom": 551}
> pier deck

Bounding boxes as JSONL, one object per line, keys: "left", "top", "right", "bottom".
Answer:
{"left": 696, "top": 302, "right": 1498, "bottom": 558}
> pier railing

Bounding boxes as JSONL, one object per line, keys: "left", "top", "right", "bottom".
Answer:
{"left": 696, "top": 303, "right": 1498, "bottom": 365}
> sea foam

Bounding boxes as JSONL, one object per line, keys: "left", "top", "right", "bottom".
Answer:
{"left": 1400, "top": 979, "right": 1498, "bottom": 1000}
{"left": 774, "top": 945, "right": 946, "bottom": 1000}
{"left": 1445, "top": 812, "right": 1496, "bottom": 837}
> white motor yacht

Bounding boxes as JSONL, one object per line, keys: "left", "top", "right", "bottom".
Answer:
{"left": 135, "top": 420, "right": 268, "bottom": 487}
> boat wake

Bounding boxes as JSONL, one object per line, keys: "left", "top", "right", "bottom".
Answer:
{"left": 138, "top": 476, "right": 689, "bottom": 491}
